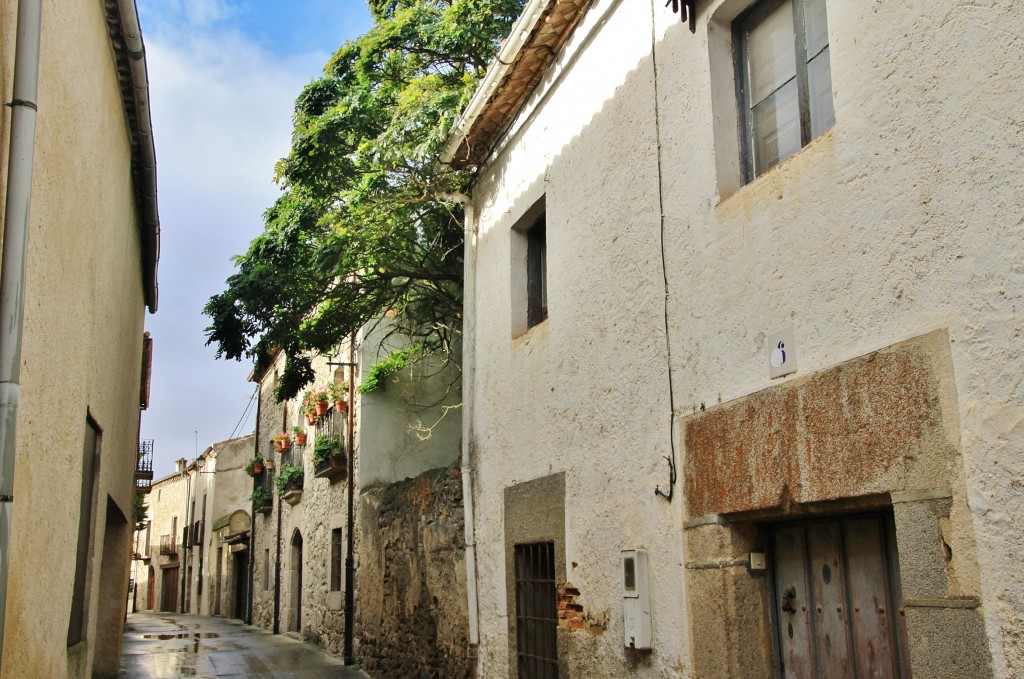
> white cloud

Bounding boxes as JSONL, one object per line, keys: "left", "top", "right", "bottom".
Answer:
{"left": 137, "top": 3, "right": 332, "bottom": 476}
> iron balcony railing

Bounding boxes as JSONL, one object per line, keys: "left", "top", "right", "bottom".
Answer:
{"left": 159, "top": 534, "right": 177, "bottom": 556}
{"left": 136, "top": 439, "right": 154, "bottom": 493}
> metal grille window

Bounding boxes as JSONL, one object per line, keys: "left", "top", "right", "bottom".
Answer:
{"left": 514, "top": 542, "right": 558, "bottom": 679}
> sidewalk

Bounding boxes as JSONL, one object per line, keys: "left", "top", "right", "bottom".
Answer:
{"left": 119, "top": 612, "right": 372, "bottom": 678}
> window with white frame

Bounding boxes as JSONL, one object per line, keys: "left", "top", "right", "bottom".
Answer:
{"left": 736, "top": 0, "right": 834, "bottom": 180}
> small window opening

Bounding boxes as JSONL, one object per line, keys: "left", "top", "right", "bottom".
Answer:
{"left": 527, "top": 216, "right": 548, "bottom": 329}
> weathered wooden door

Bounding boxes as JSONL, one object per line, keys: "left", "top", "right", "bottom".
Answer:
{"left": 160, "top": 567, "right": 179, "bottom": 612}
{"left": 771, "top": 514, "right": 910, "bottom": 679}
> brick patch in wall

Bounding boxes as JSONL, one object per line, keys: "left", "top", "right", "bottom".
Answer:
{"left": 558, "top": 582, "right": 608, "bottom": 634}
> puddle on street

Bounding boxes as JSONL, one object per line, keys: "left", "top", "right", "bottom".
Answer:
{"left": 142, "top": 632, "right": 221, "bottom": 640}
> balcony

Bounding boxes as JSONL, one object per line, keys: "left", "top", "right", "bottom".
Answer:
{"left": 158, "top": 534, "right": 177, "bottom": 556}
{"left": 135, "top": 439, "right": 154, "bottom": 494}
{"left": 313, "top": 456, "right": 346, "bottom": 481}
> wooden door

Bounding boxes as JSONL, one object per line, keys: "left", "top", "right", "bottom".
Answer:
{"left": 160, "top": 567, "right": 179, "bottom": 612}
{"left": 771, "top": 514, "right": 910, "bottom": 679}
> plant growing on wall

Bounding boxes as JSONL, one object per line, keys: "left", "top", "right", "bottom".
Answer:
{"left": 203, "top": 0, "right": 526, "bottom": 401}
{"left": 312, "top": 433, "right": 343, "bottom": 465}
{"left": 134, "top": 493, "right": 147, "bottom": 531}
{"left": 251, "top": 485, "right": 272, "bottom": 508}
{"left": 274, "top": 463, "right": 305, "bottom": 494}
{"left": 358, "top": 344, "right": 422, "bottom": 393}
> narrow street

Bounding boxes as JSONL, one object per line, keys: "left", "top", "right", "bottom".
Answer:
{"left": 119, "top": 613, "right": 371, "bottom": 678}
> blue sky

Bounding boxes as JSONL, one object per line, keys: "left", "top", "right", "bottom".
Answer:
{"left": 136, "top": 1, "right": 372, "bottom": 478}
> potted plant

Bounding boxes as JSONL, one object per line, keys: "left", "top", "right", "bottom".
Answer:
{"left": 245, "top": 455, "right": 264, "bottom": 476}
{"left": 271, "top": 432, "right": 291, "bottom": 452}
{"left": 274, "top": 463, "right": 304, "bottom": 494}
{"left": 251, "top": 485, "right": 272, "bottom": 512}
{"left": 291, "top": 424, "right": 307, "bottom": 446}
{"left": 301, "top": 390, "right": 318, "bottom": 424}
{"left": 313, "top": 433, "right": 344, "bottom": 466}
{"left": 310, "top": 387, "right": 331, "bottom": 416}
{"left": 329, "top": 381, "right": 349, "bottom": 413}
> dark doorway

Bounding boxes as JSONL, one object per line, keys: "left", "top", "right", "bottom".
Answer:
{"left": 160, "top": 567, "right": 179, "bottom": 612}
{"left": 770, "top": 513, "right": 910, "bottom": 679}
{"left": 147, "top": 566, "right": 155, "bottom": 610}
{"left": 215, "top": 547, "right": 223, "bottom": 616}
{"left": 233, "top": 551, "right": 248, "bottom": 620}
{"left": 291, "top": 531, "right": 303, "bottom": 632}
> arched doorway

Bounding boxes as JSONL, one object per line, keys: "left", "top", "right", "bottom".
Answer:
{"left": 290, "top": 530, "right": 303, "bottom": 632}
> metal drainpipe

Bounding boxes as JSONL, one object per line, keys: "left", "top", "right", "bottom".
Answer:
{"left": 273, "top": 479, "right": 281, "bottom": 635}
{"left": 0, "top": 0, "right": 42, "bottom": 667}
{"left": 179, "top": 469, "right": 192, "bottom": 613}
{"left": 459, "top": 199, "right": 482, "bottom": 678}
{"left": 343, "top": 334, "right": 356, "bottom": 664}
{"left": 247, "top": 388, "right": 261, "bottom": 625}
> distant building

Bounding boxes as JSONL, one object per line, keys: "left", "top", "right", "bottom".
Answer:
{"left": 0, "top": 1, "right": 160, "bottom": 677}
{"left": 133, "top": 435, "right": 255, "bottom": 621}
{"left": 139, "top": 460, "right": 189, "bottom": 613}
{"left": 447, "top": 0, "right": 1021, "bottom": 677}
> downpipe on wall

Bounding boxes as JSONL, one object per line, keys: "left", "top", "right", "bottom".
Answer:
{"left": 451, "top": 194, "right": 482, "bottom": 679}
{"left": 343, "top": 334, "right": 356, "bottom": 665}
{"left": 0, "top": 0, "right": 42, "bottom": 667}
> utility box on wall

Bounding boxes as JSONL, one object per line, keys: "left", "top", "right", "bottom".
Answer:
{"left": 621, "top": 548, "right": 652, "bottom": 649}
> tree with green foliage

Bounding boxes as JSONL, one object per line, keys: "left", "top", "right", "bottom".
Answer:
{"left": 204, "top": 0, "right": 524, "bottom": 400}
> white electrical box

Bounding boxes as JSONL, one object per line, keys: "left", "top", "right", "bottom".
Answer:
{"left": 621, "top": 549, "right": 652, "bottom": 650}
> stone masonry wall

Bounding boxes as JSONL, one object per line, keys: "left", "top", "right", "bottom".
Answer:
{"left": 357, "top": 465, "right": 468, "bottom": 679}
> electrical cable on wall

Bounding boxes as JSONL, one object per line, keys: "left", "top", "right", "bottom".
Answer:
{"left": 650, "top": 0, "right": 679, "bottom": 502}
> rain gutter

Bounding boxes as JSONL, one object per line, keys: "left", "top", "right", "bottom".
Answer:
{"left": 112, "top": 0, "right": 160, "bottom": 313}
{"left": 440, "top": 0, "right": 552, "bottom": 165}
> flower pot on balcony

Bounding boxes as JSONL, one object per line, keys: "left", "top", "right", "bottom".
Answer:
{"left": 305, "top": 412, "right": 317, "bottom": 425}
{"left": 315, "top": 400, "right": 329, "bottom": 416}
{"left": 294, "top": 432, "right": 307, "bottom": 446}
{"left": 334, "top": 399, "right": 348, "bottom": 413}
{"left": 252, "top": 462, "right": 264, "bottom": 475}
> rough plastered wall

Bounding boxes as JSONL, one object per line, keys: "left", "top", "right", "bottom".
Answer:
{"left": 468, "top": 0, "right": 687, "bottom": 676}
{"left": 0, "top": 0, "right": 149, "bottom": 677}
{"left": 468, "top": 0, "right": 1022, "bottom": 676}
{"left": 653, "top": 0, "right": 1023, "bottom": 675}
{"left": 357, "top": 319, "right": 462, "bottom": 487}
{"left": 357, "top": 465, "right": 468, "bottom": 678}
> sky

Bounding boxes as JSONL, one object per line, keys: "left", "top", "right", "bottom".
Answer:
{"left": 136, "top": 0, "right": 372, "bottom": 479}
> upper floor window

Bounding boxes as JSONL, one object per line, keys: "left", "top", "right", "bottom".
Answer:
{"left": 736, "top": 0, "right": 834, "bottom": 180}
{"left": 526, "top": 216, "right": 547, "bottom": 329}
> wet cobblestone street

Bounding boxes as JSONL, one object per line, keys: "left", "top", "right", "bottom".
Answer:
{"left": 119, "top": 613, "right": 371, "bottom": 678}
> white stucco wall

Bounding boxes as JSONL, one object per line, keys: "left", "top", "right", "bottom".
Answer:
{"left": 467, "top": 0, "right": 1023, "bottom": 676}
{"left": 357, "top": 319, "right": 462, "bottom": 487}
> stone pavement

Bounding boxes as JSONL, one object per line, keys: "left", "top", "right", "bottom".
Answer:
{"left": 119, "top": 612, "right": 372, "bottom": 678}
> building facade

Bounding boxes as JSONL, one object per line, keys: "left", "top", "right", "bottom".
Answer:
{"left": 448, "top": 0, "right": 1022, "bottom": 677}
{"left": 133, "top": 435, "right": 255, "bottom": 620}
{"left": 139, "top": 461, "right": 189, "bottom": 614}
{"left": 0, "top": 1, "right": 159, "bottom": 677}
{"left": 249, "top": 322, "right": 467, "bottom": 676}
